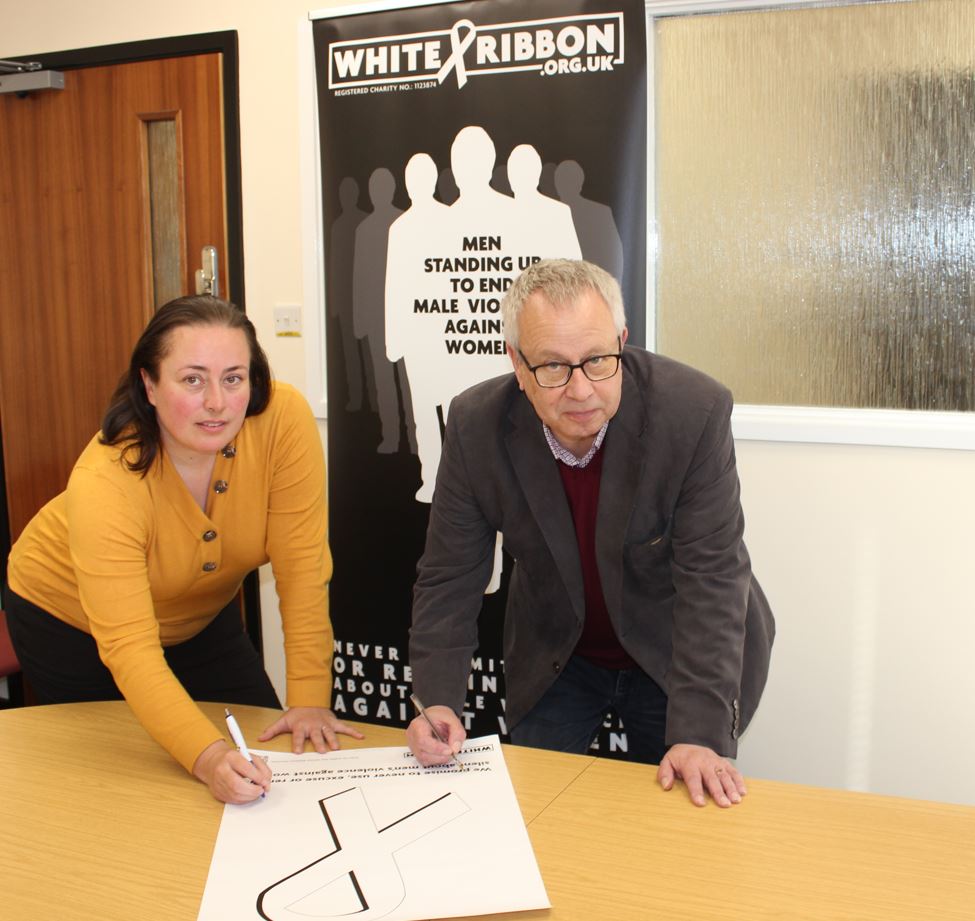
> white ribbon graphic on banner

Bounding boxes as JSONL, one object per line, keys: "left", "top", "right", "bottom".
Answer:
{"left": 436, "top": 19, "right": 477, "bottom": 89}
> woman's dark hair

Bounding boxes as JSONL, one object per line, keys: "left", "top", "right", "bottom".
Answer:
{"left": 100, "top": 295, "right": 272, "bottom": 474}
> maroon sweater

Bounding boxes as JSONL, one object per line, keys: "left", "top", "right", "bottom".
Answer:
{"left": 557, "top": 449, "right": 636, "bottom": 670}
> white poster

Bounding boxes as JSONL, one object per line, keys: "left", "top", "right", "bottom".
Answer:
{"left": 198, "top": 736, "right": 549, "bottom": 921}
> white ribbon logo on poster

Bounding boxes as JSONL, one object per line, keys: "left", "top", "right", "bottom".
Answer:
{"left": 329, "top": 13, "right": 626, "bottom": 93}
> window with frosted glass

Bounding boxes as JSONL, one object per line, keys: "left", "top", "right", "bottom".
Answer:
{"left": 654, "top": 0, "right": 974, "bottom": 411}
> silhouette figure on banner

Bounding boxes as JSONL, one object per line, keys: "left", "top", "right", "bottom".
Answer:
{"left": 507, "top": 144, "right": 582, "bottom": 262}
{"left": 329, "top": 177, "right": 367, "bottom": 411}
{"left": 438, "top": 126, "right": 519, "bottom": 400}
{"left": 554, "top": 159, "right": 624, "bottom": 284}
{"left": 353, "top": 167, "right": 403, "bottom": 452}
{"left": 450, "top": 125, "right": 518, "bottom": 218}
{"left": 385, "top": 153, "right": 451, "bottom": 503}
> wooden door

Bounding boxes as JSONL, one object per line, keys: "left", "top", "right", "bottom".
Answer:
{"left": 0, "top": 54, "right": 228, "bottom": 540}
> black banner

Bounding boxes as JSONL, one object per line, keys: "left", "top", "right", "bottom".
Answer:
{"left": 314, "top": 0, "right": 647, "bottom": 753}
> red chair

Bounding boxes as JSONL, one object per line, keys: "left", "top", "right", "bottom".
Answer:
{"left": 0, "top": 608, "right": 24, "bottom": 707}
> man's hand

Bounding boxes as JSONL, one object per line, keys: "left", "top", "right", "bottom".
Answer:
{"left": 406, "top": 704, "right": 466, "bottom": 766}
{"left": 657, "top": 743, "right": 746, "bottom": 807}
{"left": 193, "top": 739, "right": 272, "bottom": 804}
{"left": 258, "top": 706, "right": 364, "bottom": 754}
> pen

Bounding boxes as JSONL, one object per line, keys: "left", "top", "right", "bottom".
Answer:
{"left": 225, "top": 707, "right": 266, "bottom": 798}
{"left": 410, "top": 693, "right": 465, "bottom": 771}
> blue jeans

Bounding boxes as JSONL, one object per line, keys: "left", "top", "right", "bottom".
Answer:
{"left": 509, "top": 655, "right": 668, "bottom": 765}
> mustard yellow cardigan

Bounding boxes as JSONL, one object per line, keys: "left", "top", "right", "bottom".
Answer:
{"left": 8, "top": 382, "right": 333, "bottom": 771}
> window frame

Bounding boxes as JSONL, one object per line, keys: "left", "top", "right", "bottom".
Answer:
{"left": 645, "top": 0, "right": 975, "bottom": 450}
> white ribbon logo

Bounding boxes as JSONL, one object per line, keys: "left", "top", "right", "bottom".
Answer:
{"left": 436, "top": 19, "right": 478, "bottom": 89}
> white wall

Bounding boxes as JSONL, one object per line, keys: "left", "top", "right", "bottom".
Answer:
{"left": 735, "top": 440, "right": 975, "bottom": 805}
{"left": 4, "top": 0, "right": 974, "bottom": 806}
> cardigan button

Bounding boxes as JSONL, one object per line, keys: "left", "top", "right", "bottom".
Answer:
{"left": 213, "top": 480, "right": 229, "bottom": 494}
{"left": 222, "top": 444, "right": 236, "bottom": 458}
{"left": 202, "top": 562, "right": 217, "bottom": 572}
{"left": 552, "top": 661, "right": 561, "bottom": 673}
{"left": 202, "top": 530, "right": 217, "bottom": 542}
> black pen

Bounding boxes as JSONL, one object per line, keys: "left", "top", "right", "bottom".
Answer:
{"left": 410, "top": 693, "right": 465, "bottom": 771}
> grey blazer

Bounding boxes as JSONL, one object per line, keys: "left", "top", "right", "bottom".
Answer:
{"left": 409, "top": 347, "right": 775, "bottom": 756}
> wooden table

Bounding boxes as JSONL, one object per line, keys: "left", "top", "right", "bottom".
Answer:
{"left": 2, "top": 702, "right": 973, "bottom": 920}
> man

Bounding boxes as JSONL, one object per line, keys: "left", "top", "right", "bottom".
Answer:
{"left": 407, "top": 259, "right": 774, "bottom": 807}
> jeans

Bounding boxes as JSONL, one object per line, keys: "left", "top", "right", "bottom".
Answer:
{"left": 509, "top": 654, "right": 668, "bottom": 765}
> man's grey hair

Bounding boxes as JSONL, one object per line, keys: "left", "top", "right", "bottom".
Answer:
{"left": 501, "top": 258, "right": 626, "bottom": 350}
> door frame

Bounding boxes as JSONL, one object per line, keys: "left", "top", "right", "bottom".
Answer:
{"left": 0, "top": 31, "right": 263, "bottom": 654}
{"left": 5, "top": 30, "right": 246, "bottom": 305}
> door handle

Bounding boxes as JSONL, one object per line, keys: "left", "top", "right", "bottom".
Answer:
{"left": 195, "top": 245, "right": 219, "bottom": 298}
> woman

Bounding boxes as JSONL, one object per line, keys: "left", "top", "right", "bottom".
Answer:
{"left": 5, "top": 295, "right": 361, "bottom": 803}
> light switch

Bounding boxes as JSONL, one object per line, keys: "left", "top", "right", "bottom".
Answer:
{"left": 274, "top": 305, "right": 302, "bottom": 337}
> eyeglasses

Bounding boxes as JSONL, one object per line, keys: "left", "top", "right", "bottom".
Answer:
{"left": 518, "top": 338, "right": 622, "bottom": 388}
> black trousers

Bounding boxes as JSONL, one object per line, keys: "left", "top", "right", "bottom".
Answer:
{"left": 4, "top": 586, "right": 281, "bottom": 709}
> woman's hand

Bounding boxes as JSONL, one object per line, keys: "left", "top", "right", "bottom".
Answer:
{"left": 192, "top": 739, "right": 272, "bottom": 804}
{"left": 258, "top": 707, "right": 365, "bottom": 754}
